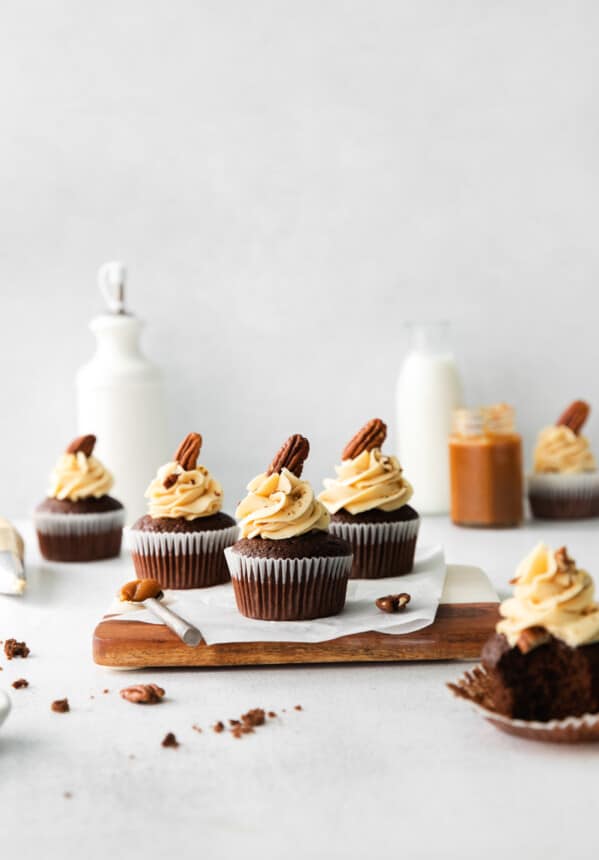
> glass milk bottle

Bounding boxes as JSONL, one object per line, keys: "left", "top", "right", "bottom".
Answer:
{"left": 395, "top": 322, "right": 463, "bottom": 514}
{"left": 76, "top": 262, "right": 169, "bottom": 524}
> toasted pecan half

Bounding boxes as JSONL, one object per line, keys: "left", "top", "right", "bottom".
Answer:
{"left": 267, "top": 434, "right": 310, "bottom": 477}
{"left": 66, "top": 434, "right": 96, "bottom": 457}
{"left": 173, "top": 432, "right": 202, "bottom": 470}
{"left": 556, "top": 400, "right": 590, "bottom": 434}
{"left": 342, "top": 418, "right": 387, "bottom": 460}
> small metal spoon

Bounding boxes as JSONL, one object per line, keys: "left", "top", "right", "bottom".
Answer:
{"left": 142, "top": 597, "right": 203, "bottom": 647}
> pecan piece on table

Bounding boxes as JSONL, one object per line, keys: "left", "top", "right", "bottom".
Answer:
{"left": 375, "top": 593, "right": 411, "bottom": 614}
{"left": 120, "top": 684, "right": 165, "bottom": 704}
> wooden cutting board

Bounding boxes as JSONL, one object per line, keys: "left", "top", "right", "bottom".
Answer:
{"left": 93, "top": 565, "right": 499, "bottom": 669}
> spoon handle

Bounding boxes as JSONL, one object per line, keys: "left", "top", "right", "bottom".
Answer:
{"left": 144, "top": 598, "right": 203, "bottom": 647}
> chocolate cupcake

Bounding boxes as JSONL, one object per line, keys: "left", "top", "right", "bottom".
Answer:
{"left": 449, "top": 544, "right": 599, "bottom": 742}
{"left": 318, "top": 419, "right": 419, "bottom": 578}
{"left": 34, "top": 434, "right": 124, "bottom": 562}
{"left": 129, "top": 433, "right": 237, "bottom": 589}
{"left": 225, "top": 435, "right": 352, "bottom": 620}
{"left": 528, "top": 400, "right": 599, "bottom": 519}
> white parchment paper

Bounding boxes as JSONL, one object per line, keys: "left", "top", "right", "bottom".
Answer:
{"left": 107, "top": 544, "right": 446, "bottom": 645}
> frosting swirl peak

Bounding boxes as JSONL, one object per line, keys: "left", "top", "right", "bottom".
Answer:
{"left": 48, "top": 452, "right": 114, "bottom": 501}
{"left": 533, "top": 425, "right": 596, "bottom": 474}
{"left": 146, "top": 461, "right": 223, "bottom": 520}
{"left": 319, "top": 449, "right": 413, "bottom": 515}
{"left": 235, "top": 468, "right": 330, "bottom": 540}
{"left": 497, "top": 543, "right": 599, "bottom": 648}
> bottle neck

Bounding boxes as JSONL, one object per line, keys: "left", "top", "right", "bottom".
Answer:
{"left": 90, "top": 315, "right": 144, "bottom": 359}
{"left": 406, "top": 321, "right": 451, "bottom": 355}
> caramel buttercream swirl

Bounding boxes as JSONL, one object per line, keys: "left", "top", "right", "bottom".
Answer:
{"left": 146, "top": 461, "right": 223, "bottom": 519}
{"left": 318, "top": 449, "right": 413, "bottom": 515}
{"left": 533, "top": 425, "right": 596, "bottom": 474}
{"left": 497, "top": 543, "right": 599, "bottom": 648}
{"left": 48, "top": 452, "right": 113, "bottom": 501}
{"left": 235, "top": 468, "right": 330, "bottom": 540}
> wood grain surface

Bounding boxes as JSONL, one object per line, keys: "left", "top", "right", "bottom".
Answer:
{"left": 93, "top": 602, "right": 500, "bottom": 668}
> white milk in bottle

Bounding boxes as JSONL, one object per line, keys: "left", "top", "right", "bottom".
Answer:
{"left": 76, "top": 262, "right": 169, "bottom": 523}
{"left": 396, "top": 322, "right": 463, "bottom": 514}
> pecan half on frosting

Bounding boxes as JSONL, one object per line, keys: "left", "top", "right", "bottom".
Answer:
{"left": 267, "top": 434, "right": 310, "bottom": 478}
{"left": 556, "top": 400, "right": 590, "bottom": 435}
{"left": 173, "top": 432, "right": 202, "bottom": 470}
{"left": 66, "top": 434, "right": 96, "bottom": 457}
{"left": 342, "top": 418, "right": 387, "bottom": 461}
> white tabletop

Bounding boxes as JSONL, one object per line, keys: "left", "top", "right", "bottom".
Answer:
{"left": 1, "top": 518, "right": 598, "bottom": 860}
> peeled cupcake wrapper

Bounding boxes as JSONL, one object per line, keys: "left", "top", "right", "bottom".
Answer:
{"left": 34, "top": 509, "right": 126, "bottom": 536}
{"left": 449, "top": 665, "right": 599, "bottom": 744}
{"left": 224, "top": 546, "right": 352, "bottom": 620}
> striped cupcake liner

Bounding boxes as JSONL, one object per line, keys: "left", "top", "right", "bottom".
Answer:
{"left": 34, "top": 509, "right": 125, "bottom": 536}
{"left": 129, "top": 524, "right": 239, "bottom": 589}
{"left": 34, "top": 509, "right": 125, "bottom": 562}
{"left": 328, "top": 517, "right": 420, "bottom": 579}
{"left": 528, "top": 472, "right": 599, "bottom": 520}
{"left": 224, "top": 547, "right": 352, "bottom": 620}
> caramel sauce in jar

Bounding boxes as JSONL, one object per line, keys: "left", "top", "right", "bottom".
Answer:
{"left": 449, "top": 404, "right": 523, "bottom": 527}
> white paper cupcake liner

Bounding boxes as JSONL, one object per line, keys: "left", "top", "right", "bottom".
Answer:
{"left": 527, "top": 472, "right": 599, "bottom": 519}
{"left": 328, "top": 516, "right": 420, "bottom": 578}
{"left": 224, "top": 547, "right": 352, "bottom": 620}
{"left": 528, "top": 471, "right": 599, "bottom": 498}
{"left": 224, "top": 547, "right": 352, "bottom": 582}
{"left": 34, "top": 509, "right": 125, "bottom": 537}
{"left": 328, "top": 517, "right": 420, "bottom": 547}
{"left": 129, "top": 524, "right": 239, "bottom": 557}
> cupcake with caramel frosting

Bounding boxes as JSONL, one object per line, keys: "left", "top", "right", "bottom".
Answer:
{"left": 449, "top": 544, "right": 599, "bottom": 741}
{"left": 225, "top": 435, "right": 352, "bottom": 620}
{"left": 129, "top": 433, "right": 237, "bottom": 588}
{"left": 528, "top": 401, "right": 599, "bottom": 520}
{"left": 34, "top": 434, "right": 125, "bottom": 562}
{"left": 319, "top": 419, "right": 419, "bottom": 578}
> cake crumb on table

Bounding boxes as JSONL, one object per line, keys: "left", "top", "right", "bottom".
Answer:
{"left": 161, "top": 732, "right": 179, "bottom": 748}
{"left": 4, "top": 639, "right": 30, "bottom": 660}
{"left": 51, "top": 698, "right": 70, "bottom": 713}
{"left": 12, "top": 678, "right": 28, "bottom": 689}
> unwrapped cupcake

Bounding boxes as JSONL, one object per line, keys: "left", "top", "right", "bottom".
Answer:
{"left": 449, "top": 543, "right": 599, "bottom": 743}
{"left": 528, "top": 400, "right": 599, "bottom": 519}
{"left": 129, "top": 432, "right": 238, "bottom": 588}
{"left": 318, "top": 419, "right": 419, "bottom": 578}
{"left": 449, "top": 544, "right": 599, "bottom": 742}
{"left": 34, "top": 434, "right": 125, "bottom": 562}
{"left": 225, "top": 434, "right": 352, "bottom": 620}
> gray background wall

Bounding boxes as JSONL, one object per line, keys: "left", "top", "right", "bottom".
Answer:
{"left": 2, "top": 0, "right": 598, "bottom": 515}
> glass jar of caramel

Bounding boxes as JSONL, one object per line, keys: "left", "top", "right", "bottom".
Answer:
{"left": 449, "top": 404, "right": 523, "bottom": 527}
